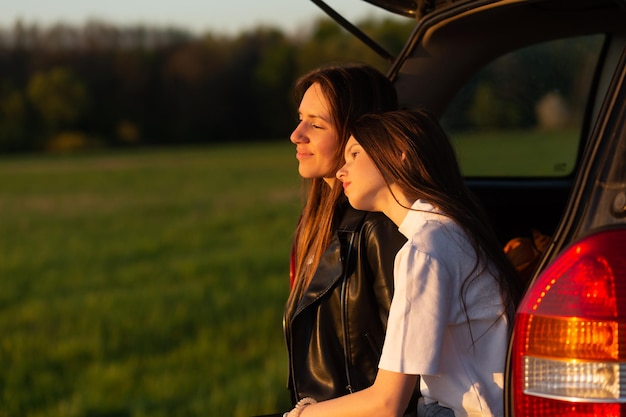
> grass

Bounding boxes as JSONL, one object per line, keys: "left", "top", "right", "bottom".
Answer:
{"left": 0, "top": 143, "right": 301, "bottom": 417}
{"left": 451, "top": 129, "right": 579, "bottom": 177}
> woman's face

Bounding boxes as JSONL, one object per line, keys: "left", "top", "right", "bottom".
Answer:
{"left": 290, "top": 83, "right": 340, "bottom": 182}
{"left": 336, "top": 136, "right": 388, "bottom": 212}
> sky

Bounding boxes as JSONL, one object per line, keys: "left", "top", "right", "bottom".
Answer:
{"left": 0, "top": 0, "right": 407, "bottom": 36}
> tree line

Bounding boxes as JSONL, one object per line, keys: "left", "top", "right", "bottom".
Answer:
{"left": 0, "top": 18, "right": 414, "bottom": 153}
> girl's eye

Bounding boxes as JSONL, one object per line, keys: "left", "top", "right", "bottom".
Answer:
{"left": 351, "top": 151, "right": 359, "bottom": 158}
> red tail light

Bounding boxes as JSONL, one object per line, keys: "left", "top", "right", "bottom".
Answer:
{"left": 511, "top": 229, "right": 626, "bottom": 417}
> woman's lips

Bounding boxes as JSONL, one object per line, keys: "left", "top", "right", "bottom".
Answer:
{"left": 295, "top": 148, "right": 313, "bottom": 160}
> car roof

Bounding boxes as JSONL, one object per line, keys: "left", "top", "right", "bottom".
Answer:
{"left": 389, "top": 0, "right": 626, "bottom": 112}
{"left": 359, "top": 0, "right": 420, "bottom": 17}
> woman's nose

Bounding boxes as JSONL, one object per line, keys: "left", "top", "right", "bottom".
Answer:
{"left": 290, "top": 123, "right": 307, "bottom": 144}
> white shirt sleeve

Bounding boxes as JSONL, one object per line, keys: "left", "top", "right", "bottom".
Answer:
{"left": 379, "top": 242, "right": 455, "bottom": 375}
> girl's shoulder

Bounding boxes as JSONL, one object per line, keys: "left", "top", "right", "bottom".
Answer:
{"left": 400, "top": 201, "right": 460, "bottom": 239}
{"left": 400, "top": 205, "right": 469, "bottom": 258}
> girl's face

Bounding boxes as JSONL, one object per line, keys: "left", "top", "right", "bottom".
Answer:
{"left": 336, "top": 136, "right": 389, "bottom": 212}
{"left": 290, "top": 83, "right": 339, "bottom": 182}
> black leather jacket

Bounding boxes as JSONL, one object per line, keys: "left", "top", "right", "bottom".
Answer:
{"left": 284, "top": 200, "right": 408, "bottom": 405}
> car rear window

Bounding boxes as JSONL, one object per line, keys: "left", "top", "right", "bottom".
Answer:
{"left": 442, "top": 34, "right": 604, "bottom": 178}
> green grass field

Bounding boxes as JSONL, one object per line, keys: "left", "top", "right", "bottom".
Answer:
{"left": 0, "top": 143, "right": 301, "bottom": 417}
{"left": 451, "top": 129, "right": 579, "bottom": 177}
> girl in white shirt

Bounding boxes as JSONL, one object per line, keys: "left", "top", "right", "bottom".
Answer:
{"left": 284, "top": 108, "right": 523, "bottom": 417}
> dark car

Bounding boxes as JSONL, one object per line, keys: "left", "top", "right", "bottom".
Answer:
{"left": 311, "top": 0, "right": 626, "bottom": 415}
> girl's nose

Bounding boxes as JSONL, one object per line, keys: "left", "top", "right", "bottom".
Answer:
{"left": 336, "top": 164, "right": 347, "bottom": 181}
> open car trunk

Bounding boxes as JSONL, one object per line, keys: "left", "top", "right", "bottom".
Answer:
{"left": 310, "top": 0, "right": 626, "bottom": 247}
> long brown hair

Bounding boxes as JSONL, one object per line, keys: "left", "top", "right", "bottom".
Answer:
{"left": 351, "top": 108, "right": 524, "bottom": 321}
{"left": 292, "top": 64, "right": 398, "bottom": 291}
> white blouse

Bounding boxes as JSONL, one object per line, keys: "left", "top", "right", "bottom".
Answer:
{"left": 378, "top": 200, "right": 508, "bottom": 417}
